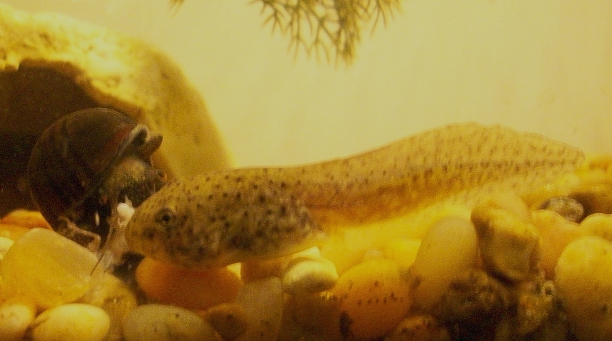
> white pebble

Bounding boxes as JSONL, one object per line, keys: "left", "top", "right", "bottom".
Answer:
{"left": 116, "top": 202, "right": 135, "bottom": 225}
{"left": 555, "top": 236, "right": 612, "bottom": 341}
{"left": 281, "top": 255, "right": 338, "bottom": 295}
{"left": 406, "top": 216, "right": 479, "bottom": 309}
{"left": 29, "top": 303, "right": 110, "bottom": 341}
{"left": 234, "top": 277, "right": 283, "bottom": 341}
{"left": 123, "top": 304, "right": 220, "bottom": 341}
{"left": 204, "top": 303, "right": 248, "bottom": 341}
{"left": 0, "top": 298, "right": 36, "bottom": 341}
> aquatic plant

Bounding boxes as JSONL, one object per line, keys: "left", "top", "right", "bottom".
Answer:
{"left": 171, "top": 0, "right": 402, "bottom": 64}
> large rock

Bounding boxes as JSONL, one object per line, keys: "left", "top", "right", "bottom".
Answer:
{"left": 0, "top": 3, "right": 230, "bottom": 215}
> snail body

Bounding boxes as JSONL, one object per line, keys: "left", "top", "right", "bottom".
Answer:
{"left": 28, "top": 108, "right": 166, "bottom": 249}
{"left": 125, "top": 123, "right": 585, "bottom": 268}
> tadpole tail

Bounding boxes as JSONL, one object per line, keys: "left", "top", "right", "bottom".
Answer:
{"left": 278, "top": 123, "right": 584, "bottom": 230}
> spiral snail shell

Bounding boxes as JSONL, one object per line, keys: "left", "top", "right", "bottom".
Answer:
{"left": 27, "top": 108, "right": 166, "bottom": 248}
{"left": 0, "top": 3, "right": 230, "bottom": 220}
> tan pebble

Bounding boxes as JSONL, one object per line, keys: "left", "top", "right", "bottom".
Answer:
{"left": 135, "top": 257, "right": 242, "bottom": 310}
{"left": 0, "top": 223, "right": 32, "bottom": 241}
{"left": 477, "top": 192, "right": 533, "bottom": 223}
{"left": 407, "top": 216, "right": 479, "bottom": 309}
{"left": 522, "top": 172, "right": 581, "bottom": 209}
{"left": 538, "top": 196, "right": 585, "bottom": 222}
{"left": 319, "top": 233, "right": 372, "bottom": 275}
{"left": 0, "top": 297, "right": 36, "bottom": 341}
{"left": 281, "top": 255, "right": 338, "bottom": 294}
{"left": 570, "top": 184, "right": 612, "bottom": 216}
{"left": 29, "top": 303, "right": 110, "bottom": 341}
{"left": 0, "top": 210, "right": 51, "bottom": 230}
{"left": 0, "top": 236, "right": 14, "bottom": 260}
{"left": 123, "top": 304, "right": 220, "bottom": 341}
{"left": 362, "top": 248, "right": 385, "bottom": 260}
{"left": 576, "top": 154, "right": 612, "bottom": 174}
{"left": 292, "top": 246, "right": 322, "bottom": 258}
{"left": 240, "top": 258, "right": 284, "bottom": 282}
{"left": 514, "top": 281, "right": 557, "bottom": 336}
{"left": 532, "top": 210, "right": 584, "bottom": 278}
{"left": 234, "top": 277, "right": 283, "bottom": 341}
{"left": 204, "top": 303, "right": 248, "bottom": 341}
{"left": 0, "top": 278, "right": 5, "bottom": 301}
{"left": 278, "top": 308, "right": 342, "bottom": 341}
{"left": 277, "top": 308, "right": 328, "bottom": 341}
{"left": 555, "top": 236, "right": 612, "bottom": 341}
{"left": 472, "top": 200, "right": 540, "bottom": 281}
{"left": 331, "top": 258, "right": 411, "bottom": 340}
{"left": 318, "top": 206, "right": 468, "bottom": 277}
{"left": 581, "top": 213, "right": 612, "bottom": 241}
{"left": 383, "top": 238, "right": 421, "bottom": 271}
{"left": 385, "top": 314, "right": 451, "bottom": 341}
{"left": 241, "top": 247, "right": 335, "bottom": 293}
{"left": 0, "top": 228, "right": 100, "bottom": 308}
{"left": 436, "top": 269, "right": 512, "bottom": 338}
{"left": 241, "top": 246, "right": 325, "bottom": 286}
{"left": 574, "top": 170, "right": 612, "bottom": 189}
{"left": 80, "top": 273, "right": 138, "bottom": 341}
{"left": 283, "top": 292, "right": 343, "bottom": 340}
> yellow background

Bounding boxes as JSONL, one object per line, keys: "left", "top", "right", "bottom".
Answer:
{"left": 4, "top": 0, "right": 612, "bottom": 167}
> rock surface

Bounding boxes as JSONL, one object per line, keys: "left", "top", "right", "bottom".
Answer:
{"left": 0, "top": 3, "right": 229, "bottom": 216}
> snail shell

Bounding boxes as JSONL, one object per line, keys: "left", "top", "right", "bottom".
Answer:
{"left": 27, "top": 108, "right": 166, "bottom": 247}
{"left": 0, "top": 4, "right": 230, "bottom": 218}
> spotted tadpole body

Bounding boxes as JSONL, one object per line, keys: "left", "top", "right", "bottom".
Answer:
{"left": 125, "top": 123, "right": 584, "bottom": 268}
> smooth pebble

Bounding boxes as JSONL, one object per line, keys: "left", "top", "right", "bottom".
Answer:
{"left": 283, "top": 292, "right": 343, "bottom": 340}
{"left": 555, "top": 236, "right": 612, "bottom": 341}
{"left": 407, "top": 216, "right": 479, "bottom": 309}
{"left": 331, "top": 258, "right": 411, "bottom": 340}
{"left": 0, "top": 297, "right": 36, "bottom": 341}
{"left": 478, "top": 192, "right": 533, "bottom": 222}
{"left": 123, "top": 304, "right": 220, "bottom": 341}
{"left": 234, "top": 277, "right": 283, "bottom": 341}
{"left": 532, "top": 209, "right": 583, "bottom": 278}
{"left": 29, "top": 303, "right": 110, "bottom": 341}
{"left": 204, "top": 303, "right": 248, "bottom": 341}
{"left": 135, "top": 257, "right": 242, "bottom": 310}
{"left": 80, "top": 272, "right": 138, "bottom": 341}
{"left": 580, "top": 213, "right": 612, "bottom": 241}
{"left": 571, "top": 184, "right": 612, "bottom": 216}
{"left": 281, "top": 255, "right": 338, "bottom": 294}
{"left": 385, "top": 314, "right": 451, "bottom": 341}
{"left": 472, "top": 198, "right": 540, "bottom": 281}
{"left": 0, "top": 236, "right": 14, "bottom": 260}
{"left": 0, "top": 224, "right": 30, "bottom": 241}
{"left": 538, "top": 196, "right": 585, "bottom": 222}
{"left": 0, "top": 210, "right": 51, "bottom": 229}
{"left": 240, "top": 258, "right": 284, "bottom": 282}
{"left": 383, "top": 238, "right": 421, "bottom": 271}
{"left": 0, "top": 228, "right": 100, "bottom": 308}
{"left": 240, "top": 246, "right": 320, "bottom": 283}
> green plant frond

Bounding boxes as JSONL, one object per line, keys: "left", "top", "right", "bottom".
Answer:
{"left": 372, "top": 0, "right": 401, "bottom": 30}
{"left": 171, "top": 0, "right": 401, "bottom": 65}
{"left": 254, "top": 0, "right": 401, "bottom": 64}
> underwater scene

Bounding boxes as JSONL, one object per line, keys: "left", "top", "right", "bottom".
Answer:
{"left": 0, "top": 1, "right": 612, "bottom": 341}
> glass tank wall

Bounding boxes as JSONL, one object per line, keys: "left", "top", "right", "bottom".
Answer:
{"left": 3, "top": 0, "right": 611, "bottom": 167}
{"left": 1, "top": 2, "right": 612, "bottom": 341}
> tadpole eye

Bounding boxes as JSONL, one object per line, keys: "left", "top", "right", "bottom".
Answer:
{"left": 155, "top": 207, "right": 178, "bottom": 228}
